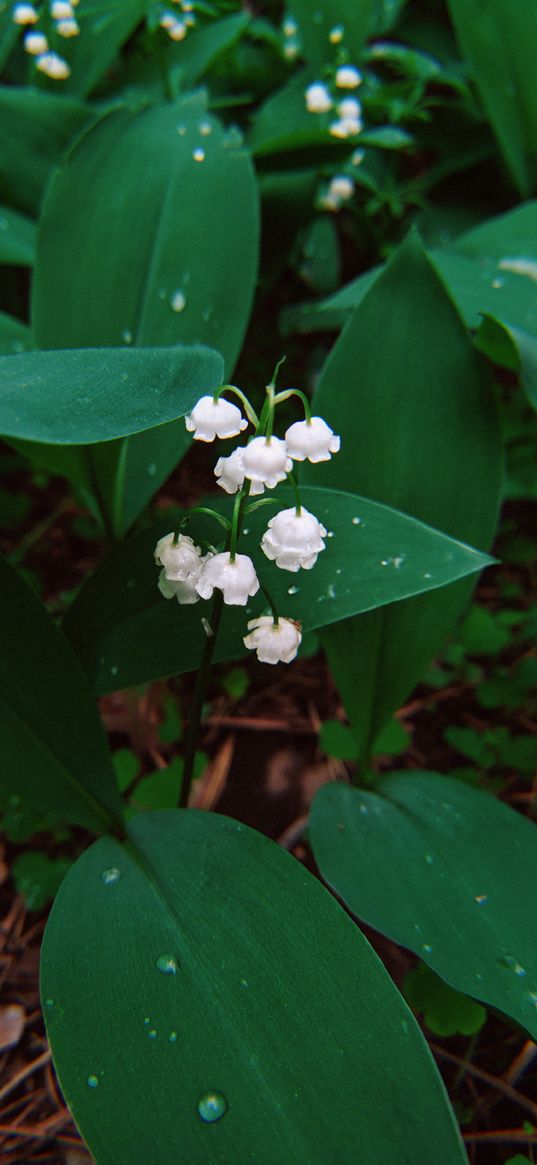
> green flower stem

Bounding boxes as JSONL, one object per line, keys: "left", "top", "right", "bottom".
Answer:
{"left": 286, "top": 470, "right": 303, "bottom": 516}
{"left": 215, "top": 383, "right": 259, "bottom": 428}
{"left": 228, "top": 490, "right": 245, "bottom": 561}
{"left": 179, "top": 589, "right": 224, "bottom": 810}
{"left": 178, "top": 506, "right": 231, "bottom": 534}
{"left": 259, "top": 582, "right": 280, "bottom": 625}
{"left": 273, "top": 387, "right": 312, "bottom": 422}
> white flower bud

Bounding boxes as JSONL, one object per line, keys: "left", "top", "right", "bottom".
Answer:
{"left": 305, "top": 82, "right": 333, "bottom": 113}
{"left": 12, "top": 3, "right": 38, "bottom": 23}
{"left": 329, "top": 115, "right": 362, "bottom": 139}
{"left": 167, "top": 19, "right": 187, "bottom": 40}
{"left": 244, "top": 616, "right": 302, "bottom": 664}
{"left": 24, "top": 30, "right": 49, "bottom": 53}
{"left": 338, "top": 97, "right": 361, "bottom": 120}
{"left": 262, "top": 507, "right": 327, "bottom": 572}
{"left": 154, "top": 532, "right": 203, "bottom": 581}
{"left": 335, "top": 65, "right": 362, "bottom": 89}
{"left": 51, "top": 0, "right": 74, "bottom": 17}
{"left": 158, "top": 569, "right": 200, "bottom": 605}
{"left": 214, "top": 447, "right": 245, "bottom": 495}
{"left": 185, "top": 395, "right": 248, "bottom": 442}
{"left": 242, "top": 436, "right": 292, "bottom": 494}
{"left": 284, "top": 417, "right": 340, "bottom": 462}
{"left": 36, "top": 52, "right": 71, "bottom": 78}
{"left": 56, "top": 17, "right": 79, "bottom": 35}
{"left": 196, "top": 552, "right": 260, "bottom": 606}
{"left": 328, "top": 175, "right": 354, "bottom": 201}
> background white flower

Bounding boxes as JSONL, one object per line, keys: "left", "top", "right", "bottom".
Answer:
{"left": 242, "top": 436, "right": 292, "bottom": 494}
{"left": 185, "top": 396, "right": 247, "bottom": 442}
{"left": 214, "top": 447, "right": 245, "bottom": 494}
{"left": 196, "top": 552, "right": 259, "bottom": 605}
{"left": 244, "top": 616, "right": 302, "bottom": 664}
{"left": 305, "top": 82, "right": 333, "bottom": 113}
{"left": 154, "top": 533, "right": 203, "bottom": 581}
{"left": 284, "top": 417, "right": 340, "bottom": 462}
{"left": 335, "top": 65, "right": 362, "bottom": 89}
{"left": 261, "top": 507, "right": 327, "bottom": 571}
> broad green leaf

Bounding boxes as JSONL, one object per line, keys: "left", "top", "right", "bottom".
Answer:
{"left": 288, "top": 0, "right": 372, "bottom": 65}
{"left": 303, "top": 233, "right": 502, "bottom": 762}
{"left": 475, "top": 316, "right": 537, "bottom": 412}
{"left": 0, "top": 6, "right": 19, "bottom": 72}
{"left": 62, "top": 0, "right": 147, "bottom": 99}
{"left": 0, "top": 556, "right": 123, "bottom": 833}
{"left": 63, "top": 484, "right": 494, "bottom": 694}
{"left": 13, "top": 850, "right": 72, "bottom": 911}
{"left": 166, "top": 12, "right": 250, "bottom": 93}
{"left": 446, "top": 0, "right": 537, "bottom": 196}
{"left": 294, "top": 202, "right": 537, "bottom": 345}
{"left": 0, "top": 311, "right": 33, "bottom": 356}
{"left": 0, "top": 87, "right": 92, "bottom": 215}
{"left": 41, "top": 809, "right": 468, "bottom": 1165}
{"left": 249, "top": 69, "right": 338, "bottom": 157}
{"left": 310, "top": 773, "right": 537, "bottom": 1039}
{"left": 33, "top": 93, "right": 259, "bottom": 533}
{"left": 0, "top": 346, "right": 223, "bottom": 443}
{"left": 0, "top": 205, "right": 36, "bottom": 266}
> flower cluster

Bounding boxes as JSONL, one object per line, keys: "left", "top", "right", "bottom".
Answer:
{"left": 304, "top": 63, "right": 363, "bottom": 142}
{"left": 14, "top": 0, "right": 80, "bottom": 77}
{"left": 155, "top": 381, "right": 340, "bottom": 665}
{"left": 159, "top": 0, "right": 196, "bottom": 43}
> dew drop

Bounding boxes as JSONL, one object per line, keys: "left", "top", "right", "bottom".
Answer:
{"left": 240, "top": 978, "right": 248, "bottom": 988}
{"left": 156, "top": 953, "right": 178, "bottom": 975}
{"left": 393, "top": 556, "right": 405, "bottom": 569}
{"left": 122, "top": 328, "right": 132, "bottom": 344}
{"left": 169, "top": 1031, "right": 178, "bottom": 1042}
{"left": 359, "top": 803, "right": 368, "bottom": 815}
{"left": 327, "top": 583, "right": 336, "bottom": 599}
{"left": 192, "top": 147, "right": 205, "bottom": 162}
{"left": 491, "top": 277, "right": 504, "bottom": 289}
{"left": 197, "top": 1090, "right": 228, "bottom": 1123}
{"left": 422, "top": 943, "right": 432, "bottom": 954}
{"left": 110, "top": 665, "right": 118, "bottom": 676}
{"left": 143, "top": 1017, "right": 151, "bottom": 1025}
{"left": 177, "top": 124, "right": 187, "bottom": 135}
{"left": 423, "top": 572, "right": 433, "bottom": 580}
{"left": 201, "top": 303, "right": 213, "bottom": 322}
{"left": 380, "top": 559, "right": 390, "bottom": 567}
{"left": 327, "top": 530, "right": 335, "bottom": 538}
{"left": 287, "top": 585, "right": 299, "bottom": 595}
{"left": 475, "top": 894, "right": 488, "bottom": 905}
{"left": 171, "top": 290, "right": 186, "bottom": 313}
{"left": 351, "top": 516, "right": 362, "bottom": 526}
{"left": 147, "top": 463, "right": 157, "bottom": 477}
{"left": 148, "top": 1029, "right": 157, "bottom": 1039}
{"left": 498, "top": 954, "right": 526, "bottom": 976}
{"left": 87, "top": 1075, "right": 99, "bottom": 1089}
{"left": 424, "top": 853, "right": 434, "bottom": 865}
{"left": 199, "top": 120, "right": 212, "bottom": 136}
{"left": 101, "top": 867, "right": 121, "bottom": 885}
{"left": 45, "top": 998, "right": 54, "bottom": 1008}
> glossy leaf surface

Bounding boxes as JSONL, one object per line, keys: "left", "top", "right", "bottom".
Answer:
{"left": 447, "top": 0, "right": 537, "bottom": 196}
{"left": 41, "top": 809, "right": 468, "bottom": 1165}
{"left": 0, "top": 87, "right": 91, "bottom": 215}
{"left": 311, "top": 774, "right": 537, "bottom": 1039}
{"left": 303, "top": 233, "right": 501, "bottom": 761}
{"left": 0, "top": 556, "right": 122, "bottom": 833}
{"left": 0, "top": 205, "right": 36, "bottom": 266}
{"left": 33, "top": 93, "right": 258, "bottom": 532}
{"left": 0, "top": 312, "right": 33, "bottom": 356}
{"left": 62, "top": 0, "right": 147, "bottom": 99}
{"left": 63, "top": 484, "right": 493, "bottom": 694}
{"left": 0, "top": 346, "right": 223, "bottom": 443}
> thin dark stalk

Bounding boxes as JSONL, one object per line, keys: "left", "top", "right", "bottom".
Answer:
{"left": 179, "top": 590, "right": 224, "bottom": 809}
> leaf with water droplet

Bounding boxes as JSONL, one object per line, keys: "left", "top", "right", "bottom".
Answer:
{"left": 197, "top": 1090, "right": 228, "bottom": 1123}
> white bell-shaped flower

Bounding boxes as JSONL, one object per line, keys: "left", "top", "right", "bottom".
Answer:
{"left": 36, "top": 51, "right": 71, "bottom": 78}
{"left": 284, "top": 416, "right": 340, "bottom": 462}
{"left": 214, "top": 447, "right": 245, "bottom": 495}
{"left": 51, "top": 0, "right": 73, "bottom": 16}
{"left": 244, "top": 616, "right": 302, "bottom": 664}
{"left": 242, "top": 436, "right": 292, "bottom": 495}
{"left": 158, "top": 570, "right": 200, "bottom": 605}
{"left": 185, "top": 395, "right": 248, "bottom": 442}
{"left": 12, "top": 4, "right": 38, "bottom": 24}
{"left": 196, "top": 552, "right": 259, "bottom": 606}
{"left": 154, "top": 532, "right": 203, "bottom": 581}
{"left": 24, "top": 30, "right": 49, "bottom": 52}
{"left": 335, "top": 65, "right": 362, "bottom": 89}
{"left": 261, "top": 507, "right": 327, "bottom": 572}
{"left": 305, "top": 81, "right": 333, "bottom": 113}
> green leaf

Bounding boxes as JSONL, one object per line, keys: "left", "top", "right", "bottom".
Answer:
{"left": 167, "top": 12, "right": 250, "bottom": 92}
{"left": 458, "top": 604, "right": 511, "bottom": 655}
{"left": 319, "top": 720, "right": 358, "bottom": 760}
{"left": 372, "top": 717, "right": 409, "bottom": 756}
{"left": 0, "top": 205, "right": 36, "bottom": 266}
{"left": 0, "top": 6, "right": 19, "bottom": 72}
{"left": 303, "top": 232, "right": 502, "bottom": 762}
{"left": 250, "top": 69, "right": 337, "bottom": 157}
{"left": 12, "top": 851, "right": 72, "bottom": 912}
{"left": 360, "top": 126, "right": 414, "bottom": 149}
{"left": 0, "top": 86, "right": 91, "bottom": 215}
{"left": 0, "top": 311, "right": 33, "bottom": 356}
{"left": 63, "top": 484, "right": 494, "bottom": 694}
{"left": 476, "top": 316, "right": 537, "bottom": 412}
{"left": 310, "top": 773, "right": 537, "bottom": 1039}
{"left": 287, "top": 0, "right": 372, "bottom": 65}
{"left": 41, "top": 809, "right": 468, "bottom": 1165}
{"left": 33, "top": 93, "right": 259, "bottom": 533}
{"left": 0, "top": 346, "right": 223, "bottom": 444}
{"left": 61, "top": 0, "right": 147, "bottom": 99}
{"left": 0, "top": 556, "right": 123, "bottom": 833}
{"left": 446, "top": 0, "right": 537, "bottom": 195}
{"left": 404, "top": 963, "right": 486, "bottom": 1037}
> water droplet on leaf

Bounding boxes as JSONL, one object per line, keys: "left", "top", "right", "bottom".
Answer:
{"left": 87, "top": 1075, "right": 99, "bottom": 1088}
{"left": 197, "top": 1090, "right": 228, "bottom": 1123}
{"left": 156, "top": 954, "right": 178, "bottom": 975}
{"left": 171, "top": 290, "right": 186, "bottom": 313}
{"left": 101, "top": 867, "right": 121, "bottom": 885}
